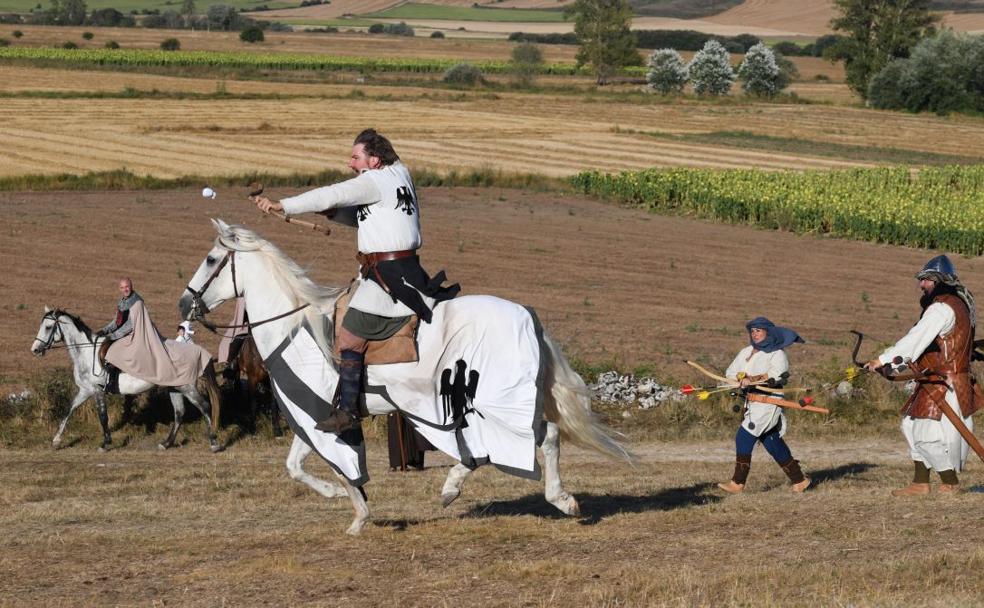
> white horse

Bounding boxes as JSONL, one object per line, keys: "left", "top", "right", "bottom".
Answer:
{"left": 179, "top": 220, "right": 631, "bottom": 535}
{"left": 30, "top": 307, "right": 222, "bottom": 452}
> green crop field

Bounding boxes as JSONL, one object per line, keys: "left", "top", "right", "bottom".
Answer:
{"left": 0, "top": 0, "right": 292, "bottom": 13}
{"left": 365, "top": 2, "right": 568, "bottom": 22}
{"left": 572, "top": 166, "right": 984, "bottom": 255}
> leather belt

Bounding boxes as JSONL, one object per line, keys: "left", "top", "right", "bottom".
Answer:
{"left": 356, "top": 249, "right": 417, "bottom": 293}
{"left": 356, "top": 249, "right": 417, "bottom": 266}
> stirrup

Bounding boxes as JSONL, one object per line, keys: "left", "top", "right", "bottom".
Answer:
{"left": 315, "top": 409, "right": 360, "bottom": 434}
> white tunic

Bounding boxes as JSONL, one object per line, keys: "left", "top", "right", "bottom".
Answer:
{"left": 726, "top": 346, "right": 789, "bottom": 437}
{"left": 878, "top": 301, "right": 973, "bottom": 472}
{"left": 280, "top": 162, "right": 427, "bottom": 318}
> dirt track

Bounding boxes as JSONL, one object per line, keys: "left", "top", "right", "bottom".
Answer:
{"left": 5, "top": 185, "right": 984, "bottom": 387}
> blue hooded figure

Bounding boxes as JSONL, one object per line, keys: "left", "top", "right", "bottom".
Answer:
{"left": 718, "top": 316, "right": 809, "bottom": 495}
{"left": 745, "top": 316, "right": 804, "bottom": 353}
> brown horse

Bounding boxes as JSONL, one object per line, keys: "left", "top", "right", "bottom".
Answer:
{"left": 224, "top": 334, "right": 283, "bottom": 436}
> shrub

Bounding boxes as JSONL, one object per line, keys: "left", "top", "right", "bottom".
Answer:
{"left": 89, "top": 7, "right": 130, "bottom": 26}
{"left": 367, "top": 22, "right": 383, "bottom": 34}
{"left": 647, "top": 48, "right": 688, "bottom": 94}
{"left": 430, "top": 31, "right": 444, "bottom": 39}
{"left": 688, "top": 39, "right": 734, "bottom": 96}
{"left": 511, "top": 41, "right": 543, "bottom": 86}
{"left": 812, "top": 34, "right": 841, "bottom": 58}
{"left": 61, "top": 41, "right": 78, "bottom": 49}
{"left": 772, "top": 41, "right": 804, "bottom": 56}
{"left": 267, "top": 22, "right": 292, "bottom": 32}
{"left": 738, "top": 42, "right": 782, "bottom": 96}
{"left": 82, "top": 31, "right": 93, "bottom": 40}
{"left": 443, "top": 62, "right": 483, "bottom": 86}
{"left": 383, "top": 21, "right": 413, "bottom": 36}
{"left": 160, "top": 37, "right": 180, "bottom": 51}
{"left": 240, "top": 25, "right": 264, "bottom": 43}
{"left": 13, "top": 29, "right": 23, "bottom": 38}
{"left": 105, "top": 40, "right": 120, "bottom": 49}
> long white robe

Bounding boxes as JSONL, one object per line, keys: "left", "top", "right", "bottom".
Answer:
{"left": 878, "top": 302, "right": 974, "bottom": 472}
{"left": 726, "top": 346, "right": 789, "bottom": 437}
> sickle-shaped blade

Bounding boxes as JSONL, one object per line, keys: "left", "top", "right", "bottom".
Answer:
{"left": 247, "top": 181, "right": 264, "bottom": 197}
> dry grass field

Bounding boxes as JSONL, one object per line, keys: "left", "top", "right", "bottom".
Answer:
{"left": 3, "top": 435, "right": 984, "bottom": 606}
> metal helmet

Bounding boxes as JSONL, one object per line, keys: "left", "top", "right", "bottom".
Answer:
{"left": 916, "top": 254, "right": 957, "bottom": 282}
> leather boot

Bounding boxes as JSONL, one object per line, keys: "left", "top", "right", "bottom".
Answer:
{"left": 938, "top": 469, "right": 960, "bottom": 494}
{"left": 718, "top": 454, "right": 751, "bottom": 493}
{"left": 316, "top": 350, "right": 364, "bottom": 434}
{"left": 892, "top": 483, "right": 931, "bottom": 497}
{"left": 780, "top": 458, "right": 811, "bottom": 492}
{"left": 893, "top": 461, "right": 932, "bottom": 496}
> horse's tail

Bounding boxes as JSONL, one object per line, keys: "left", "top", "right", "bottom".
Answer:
{"left": 203, "top": 360, "right": 222, "bottom": 432}
{"left": 541, "top": 333, "right": 634, "bottom": 464}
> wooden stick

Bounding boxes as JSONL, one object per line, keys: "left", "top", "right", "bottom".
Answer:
{"left": 746, "top": 393, "right": 830, "bottom": 415}
{"left": 247, "top": 181, "right": 331, "bottom": 236}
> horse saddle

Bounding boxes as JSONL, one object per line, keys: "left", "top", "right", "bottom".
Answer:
{"left": 333, "top": 283, "right": 419, "bottom": 365}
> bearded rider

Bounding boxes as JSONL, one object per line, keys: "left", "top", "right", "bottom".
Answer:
{"left": 718, "top": 317, "right": 810, "bottom": 494}
{"left": 254, "top": 129, "right": 459, "bottom": 434}
{"left": 95, "top": 277, "right": 143, "bottom": 392}
{"left": 865, "top": 255, "right": 982, "bottom": 496}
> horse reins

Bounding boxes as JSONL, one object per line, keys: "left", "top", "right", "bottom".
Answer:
{"left": 184, "top": 247, "right": 309, "bottom": 335}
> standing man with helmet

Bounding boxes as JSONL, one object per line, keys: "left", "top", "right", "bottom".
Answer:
{"left": 865, "top": 255, "right": 983, "bottom": 495}
{"left": 253, "top": 129, "right": 459, "bottom": 434}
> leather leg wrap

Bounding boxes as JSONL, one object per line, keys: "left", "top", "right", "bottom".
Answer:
{"left": 939, "top": 469, "right": 959, "bottom": 485}
{"left": 732, "top": 454, "right": 752, "bottom": 485}
{"left": 779, "top": 458, "right": 805, "bottom": 484}
{"left": 913, "top": 460, "right": 931, "bottom": 484}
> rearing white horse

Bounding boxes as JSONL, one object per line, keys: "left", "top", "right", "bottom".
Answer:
{"left": 179, "top": 220, "right": 631, "bottom": 534}
{"left": 30, "top": 307, "right": 222, "bottom": 452}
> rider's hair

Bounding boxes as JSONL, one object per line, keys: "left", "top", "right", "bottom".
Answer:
{"left": 353, "top": 129, "right": 399, "bottom": 166}
{"left": 119, "top": 276, "right": 132, "bottom": 286}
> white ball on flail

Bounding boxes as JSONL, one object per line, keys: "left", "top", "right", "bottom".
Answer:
{"left": 202, "top": 187, "right": 217, "bottom": 200}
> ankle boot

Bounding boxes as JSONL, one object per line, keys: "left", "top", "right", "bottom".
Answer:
{"left": 938, "top": 469, "right": 960, "bottom": 493}
{"left": 718, "top": 454, "right": 751, "bottom": 493}
{"left": 316, "top": 350, "right": 365, "bottom": 434}
{"left": 780, "top": 458, "right": 810, "bottom": 492}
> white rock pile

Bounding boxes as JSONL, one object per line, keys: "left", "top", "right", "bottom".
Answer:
{"left": 588, "top": 371, "right": 684, "bottom": 409}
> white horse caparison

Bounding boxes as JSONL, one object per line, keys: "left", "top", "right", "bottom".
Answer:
{"left": 179, "top": 220, "right": 631, "bottom": 535}
{"left": 30, "top": 307, "right": 222, "bottom": 452}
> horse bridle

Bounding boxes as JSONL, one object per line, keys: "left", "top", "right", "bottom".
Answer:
{"left": 35, "top": 310, "right": 66, "bottom": 354}
{"left": 184, "top": 246, "right": 309, "bottom": 334}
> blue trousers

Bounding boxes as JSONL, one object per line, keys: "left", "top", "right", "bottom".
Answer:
{"left": 735, "top": 423, "right": 792, "bottom": 464}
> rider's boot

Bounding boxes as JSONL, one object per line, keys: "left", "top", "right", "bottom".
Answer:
{"left": 780, "top": 458, "right": 811, "bottom": 492}
{"left": 104, "top": 364, "right": 120, "bottom": 395}
{"left": 316, "top": 350, "right": 365, "bottom": 434}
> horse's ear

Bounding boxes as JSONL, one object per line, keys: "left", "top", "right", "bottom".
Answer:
{"left": 44, "top": 305, "right": 50, "bottom": 313}
{"left": 211, "top": 218, "right": 231, "bottom": 235}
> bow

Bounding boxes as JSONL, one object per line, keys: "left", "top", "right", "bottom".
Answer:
{"left": 684, "top": 360, "right": 810, "bottom": 395}
{"left": 850, "top": 329, "right": 984, "bottom": 464}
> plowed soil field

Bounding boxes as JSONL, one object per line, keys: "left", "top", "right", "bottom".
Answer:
{"left": 6, "top": 185, "right": 984, "bottom": 383}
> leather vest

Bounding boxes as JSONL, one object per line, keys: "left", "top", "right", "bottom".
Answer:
{"left": 904, "top": 293, "right": 983, "bottom": 420}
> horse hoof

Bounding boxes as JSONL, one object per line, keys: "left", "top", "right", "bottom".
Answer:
{"left": 210, "top": 443, "right": 223, "bottom": 453}
{"left": 51, "top": 440, "right": 61, "bottom": 449}
{"left": 157, "top": 443, "right": 168, "bottom": 451}
{"left": 441, "top": 492, "right": 460, "bottom": 509}
{"left": 346, "top": 521, "right": 366, "bottom": 536}
{"left": 568, "top": 500, "right": 581, "bottom": 517}
{"left": 98, "top": 445, "right": 110, "bottom": 453}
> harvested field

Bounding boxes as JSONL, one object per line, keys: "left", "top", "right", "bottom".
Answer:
{"left": 0, "top": 25, "right": 581, "bottom": 62}
{"left": 5, "top": 186, "right": 984, "bottom": 384}
{"left": 2, "top": 86, "right": 983, "bottom": 179}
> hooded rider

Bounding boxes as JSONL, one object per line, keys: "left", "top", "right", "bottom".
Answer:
{"left": 176, "top": 320, "right": 195, "bottom": 344}
{"left": 253, "top": 129, "right": 459, "bottom": 434}
{"left": 864, "top": 255, "right": 982, "bottom": 495}
{"left": 718, "top": 317, "right": 810, "bottom": 494}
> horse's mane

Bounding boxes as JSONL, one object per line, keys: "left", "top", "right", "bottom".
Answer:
{"left": 53, "top": 309, "right": 94, "bottom": 340}
{"left": 217, "top": 223, "right": 346, "bottom": 356}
